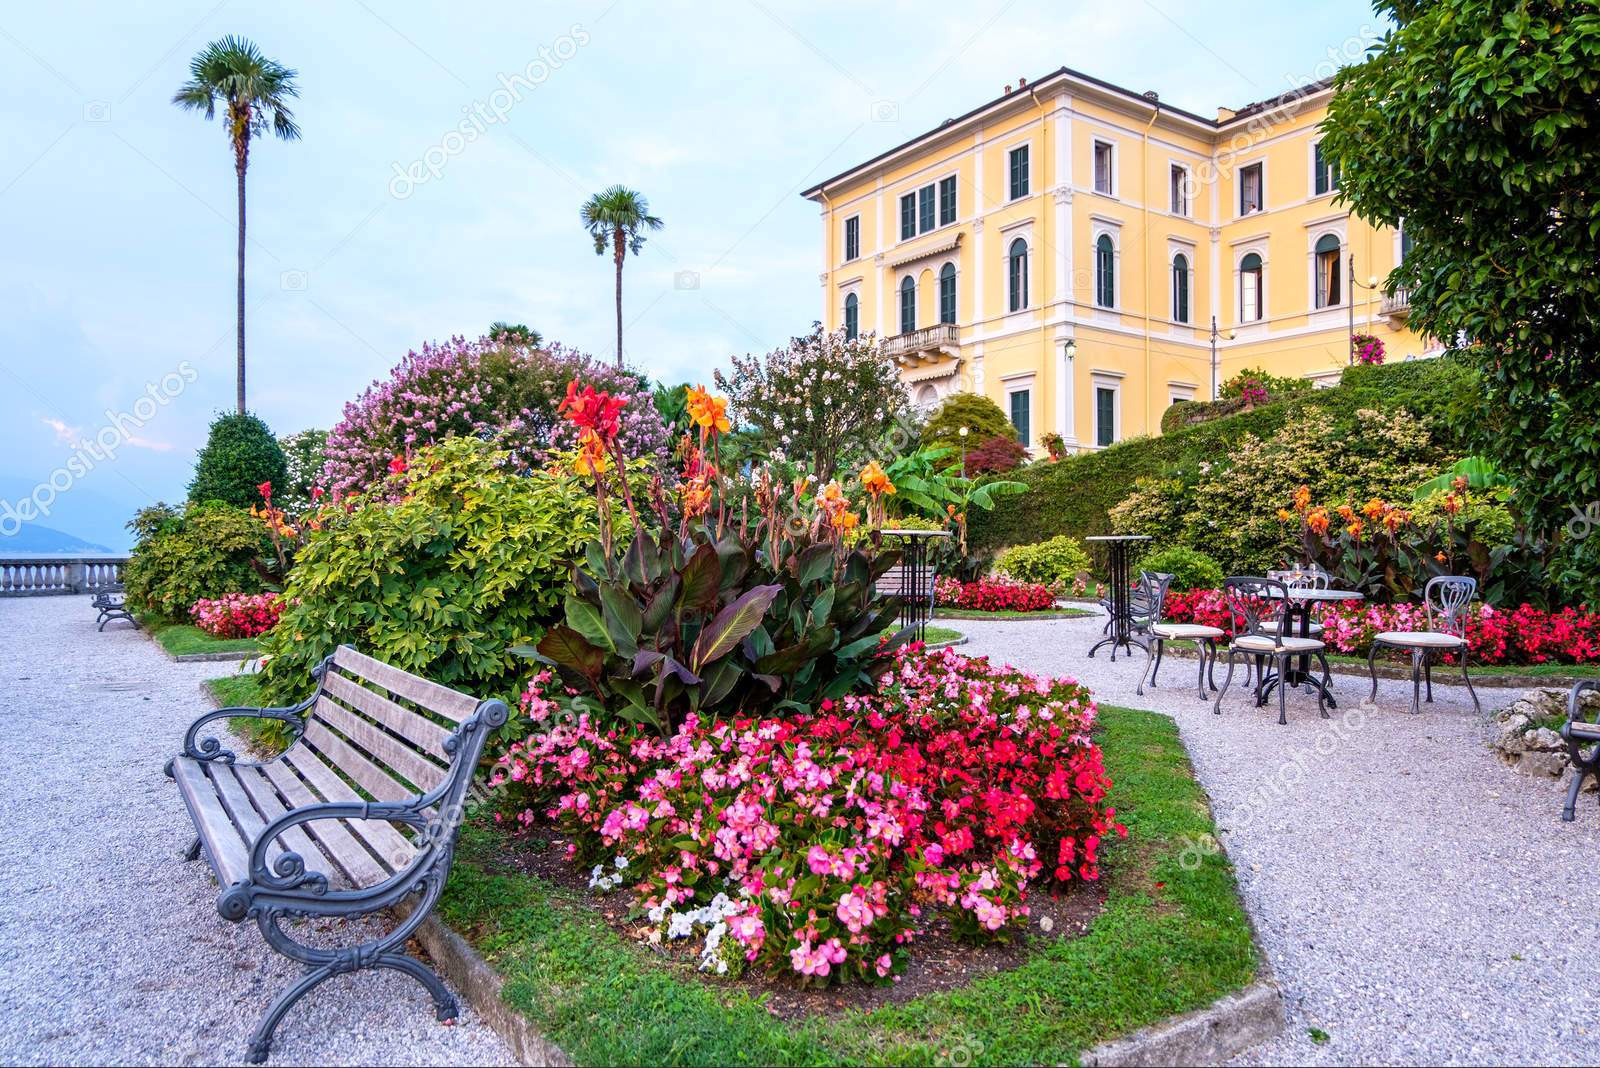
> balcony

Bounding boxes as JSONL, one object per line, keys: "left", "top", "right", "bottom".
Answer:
{"left": 1380, "top": 287, "right": 1411, "bottom": 320}
{"left": 883, "top": 323, "right": 961, "bottom": 361}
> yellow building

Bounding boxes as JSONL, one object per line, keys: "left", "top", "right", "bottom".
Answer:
{"left": 802, "top": 68, "right": 1433, "bottom": 453}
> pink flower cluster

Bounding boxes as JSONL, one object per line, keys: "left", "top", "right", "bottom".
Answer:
{"left": 189, "top": 592, "right": 281, "bottom": 638}
{"left": 492, "top": 647, "right": 1124, "bottom": 984}
{"left": 936, "top": 576, "right": 1056, "bottom": 612}
{"left": 321, "top": 335, "right": 669, "bottom": 497}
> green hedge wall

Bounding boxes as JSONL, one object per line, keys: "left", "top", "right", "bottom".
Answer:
{"left": 969, "top": 356, "right": 1478, "bottom": 559}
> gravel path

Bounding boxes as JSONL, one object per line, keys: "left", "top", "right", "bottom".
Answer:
{"left": 949, "top": 612, "right": 1600, "bottom": 1066}
{"left": 0, "top": 597, "right": 514, "bottom": 1067}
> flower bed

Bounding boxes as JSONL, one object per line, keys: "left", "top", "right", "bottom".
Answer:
{"left": 935, "top": 576, "right": 1056, "bottom": 613}
{"left": 1163, "top": 588, "right": 1600, "bottom": 666}
{"left": 189, "top": 592, "right": 281, "bottom": 638}
{"left": 492, "top": 646, "right": 1123, "bottom": 985}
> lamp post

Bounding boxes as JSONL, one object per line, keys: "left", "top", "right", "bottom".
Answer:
{"left": 1347, "top": 253, "right": 1381, "bottom": 365}
{"left": 1208, "top": 316, "right": 1234, "bottom": 400}
{"left": 958, "top": 425, "right": 969, "bottom": 472}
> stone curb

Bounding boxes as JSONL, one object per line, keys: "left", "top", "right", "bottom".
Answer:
{"left": 934, "top": 609, "right": 1096, "bottom": 621}
{"left": 1079, "top": 970, "right": 1284, "bottom": 1066}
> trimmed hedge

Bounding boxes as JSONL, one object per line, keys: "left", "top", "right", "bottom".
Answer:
{"left": 970, "top": 356, "right": 1478, "bottom": 560}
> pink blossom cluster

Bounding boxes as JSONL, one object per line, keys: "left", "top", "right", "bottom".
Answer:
{"left": 491, "top": 647, "right": 1124, "bottom": 984}
{"left": 321, "top": 335, "right": 669, "bottom": 497}
{"left": 189, "top": 592, "right": 281, "bottom": 638}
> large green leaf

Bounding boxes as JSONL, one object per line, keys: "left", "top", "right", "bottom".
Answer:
{"left": 796, "top": 543, "right": 834, "bottom": 586}
{"left": 690, "top": 584, "right": 781, "bottom": 672}
{"left": 753, "top": 626, "right": 837, "bottom": 676}
{"left": 600, "top": 584, "right": 643, "bottom": 650}
{"left": 642, "top": 572, "right": 679, "bottom": 632}
{"left": 535, "top": 624, "right": 605, "bottom": 687}
{"left": 678, "top": 542, "right": 723, "bottom": 613}
{"left": 565, "top": 593, "right": 613, "bottom": 652}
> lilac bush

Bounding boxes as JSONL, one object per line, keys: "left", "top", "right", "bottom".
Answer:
{"left": 322, "top": 335, "right": 669, "bottom": 496}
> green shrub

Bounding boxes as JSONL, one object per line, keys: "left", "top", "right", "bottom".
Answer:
{"left": 189, "top": 411, "right": 288, "bottom": 509}
{"left": 276, "top": 428, "right": 328, "bottom": 513}
{"left": 123, "top": 503, "right": 271, "bottom": 622}
{"left": 995, "top": 534, "right": 1092, "bottom": 588}
{"left": 255, "top": 437, "right": 604, "bottom": 716}
{"left": 1139, "top": 546, "right": 1223, "bottom": 591}
{"left": 921, "top": 392, "right": 1014, "bottom": 450}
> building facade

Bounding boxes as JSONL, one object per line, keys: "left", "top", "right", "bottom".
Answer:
{"left": 803, "top": 68, "right": 1431, "bottom": 453}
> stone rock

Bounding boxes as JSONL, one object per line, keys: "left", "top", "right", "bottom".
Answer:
{"left": 1525, "top": 727, "right": 1565, "bottom": 752}
{"left": 1485, "top": 685, "right": 1598, "bottom": 791}
{"left": 1520, "top": 750, "right": 1570, "bottom": 779}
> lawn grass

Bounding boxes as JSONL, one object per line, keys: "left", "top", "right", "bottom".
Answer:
{"left": 934, "top": 607, "right": 1096, "bottom": 620}
{"left": 146, "top": 619, "right": 260, "bottom": 658}
{"left": 438, "top": 704, "right": 1257, "bottom": 1065}
{"left": 921, "top": 624, "right": 964, "bottom": 645}
{"left": 201, "top": 673, "right": 291, "bottom": 754}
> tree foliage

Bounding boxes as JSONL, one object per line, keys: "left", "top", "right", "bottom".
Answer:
{"left": 1322, "top": 0, "right": 1600, "bottom": 600}
{"left": 715, "top": 325, "right": 912, "bottom": 482}
{"left": 921, "top": 392, "right": 1015, "bottom": 450}
{"left": 189, "top": 411, "right": 287, "bottom": 508}
{"left": 123, "top": 502, "right": 271, "bottom": 622}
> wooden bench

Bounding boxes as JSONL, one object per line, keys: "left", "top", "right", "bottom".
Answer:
{"left": 1562, "top": 678, "right": 1600, "bottom": 821}
{"left": 91, "top": 585, "right": 134, "bottom": 630}
{"left": 165, "top": 645, "right": 508, "bottom": 1063}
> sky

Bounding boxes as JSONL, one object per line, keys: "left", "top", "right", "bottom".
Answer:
{"left": 0, "top": 0, "right": 1384, "bottom": 550}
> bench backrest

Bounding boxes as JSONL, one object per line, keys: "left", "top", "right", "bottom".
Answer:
{"left": 298, "top": 645, "right": 495, "bottom": 813}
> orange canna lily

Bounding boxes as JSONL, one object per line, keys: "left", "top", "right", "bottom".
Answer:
{"left": 1293, "top": 485, "right": 1312, "bottom": 513}
{"left": 1276, "top": 508, "right": 1294, "bottom": 523}
{"left": 1306, "top": 507, "right": 1330, "bottom": 536}
{"left": 859, "top": 460, "right": 895, "bottom": 497}
{"left": 1346, "top": 519, "right": 1363, "bottom": 539}
{"left": 685, "top": 384, "right": 732, "bottom": 434}
{"left": 1361, "top": 497, "right": 1386, "bottom": 520}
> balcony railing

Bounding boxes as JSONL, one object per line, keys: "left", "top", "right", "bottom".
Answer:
{"left": 882, "top": 323, "right": 960, "bottom": 359}
{"left": 1380, "top": 287, "right": 1411, "bottom": 317}
{"left": 0, "top": 557, "right": 126, "bottom": 597}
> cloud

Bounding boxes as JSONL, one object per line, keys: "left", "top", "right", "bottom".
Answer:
{"left": 41, "top": 416, "right": 81, "bottom": 445}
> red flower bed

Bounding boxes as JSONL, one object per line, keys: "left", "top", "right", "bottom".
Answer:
{"left": 189, "top": 592, "right": 282, "bottom": 638}
{"left": 935, "top": 576, "right": 1056, "bottom": 612}
{"left": 492, "top": 646, "right": 1123, "bottom": 983}
{"left": 1163, "top": 588, "right": 1600, "bottom": 666}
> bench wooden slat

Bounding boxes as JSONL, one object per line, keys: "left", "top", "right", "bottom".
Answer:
{"left": 257, "top": 760, "right": 391, "bottom": 887}
{"left": 311, "top": 696, "right": 447, "bottom": 794}
{"left": 323, "top": 670, "right": 453, "bottom": 761}
{"left": 231, "top": 765, "right": 341, "bottom": 887}
{"left": 331, "top": 646, "right": 479, "bottom": 722}
{"left": 207, "top": 764, "right": 285, "bottom": 874}
{"left": 1570, "top": 720, "right": 1600, "bottom": 740}
{"left": 301, "top": 720, "right": 420, "bottom": 804}
{"left": 281, "top": 742, "right": 417, "bottom": 873}
{"left": 172, "top": 757, "right": 251, "bottom": 887}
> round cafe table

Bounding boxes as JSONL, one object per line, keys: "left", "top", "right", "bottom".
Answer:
{"left": 1086, "top": 535, "right": 1152, "bottom": 660}
{"left": 880, "top": 528, "right": 951, "bottom": 643}
{"left": 1258, "top": 586, "right": 1364, "bottom": 708}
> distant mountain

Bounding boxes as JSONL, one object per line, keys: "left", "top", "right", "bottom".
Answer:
{"left": 0, "top": 523, "right": 115, "bottom": 555}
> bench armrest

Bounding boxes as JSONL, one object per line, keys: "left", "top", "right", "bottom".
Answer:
{"left": 1565, "top": 680, "right": 1600, "bottom": 743}
{"left": 242, "top": 799, "right": 433, "bottom": 899}
{"left": 180, "top": 655, "right": 332, "bottom": 766}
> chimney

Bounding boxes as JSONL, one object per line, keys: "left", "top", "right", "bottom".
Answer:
{"left": 1216, "top": 106, "right": 1237, "bottom": 122}
{"left": 1018, "top": 75, "right": 1027, "bottom": 89}
{"left": 1003, "top": 83, "right": 1013, "bottom": 94}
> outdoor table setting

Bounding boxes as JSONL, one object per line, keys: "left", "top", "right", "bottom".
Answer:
{"left": 1259, "top": 584, "right": 1364, "bottom": 708}
{"left": 1086, "top": 534, "right": 1152, "bottom": 660}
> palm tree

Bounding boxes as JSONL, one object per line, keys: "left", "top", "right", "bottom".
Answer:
{"left": 490, "top": 321, "right": 543, "bottom": 347}
{"left": 580, "top": 186, "right": 663, "bottom": 367}
{"left": 173, "top": 36, "right": 300, "bottom": 414}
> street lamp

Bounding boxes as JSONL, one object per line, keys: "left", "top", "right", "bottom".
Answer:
{"left": 1347, "top": 253, "right": 1381, "bottom": 365}
{"left": 1209, "top": 316, "right": 1235, "bottom": 400}
{"left": 958, "top": 425, "right": 969, "bottom": 471}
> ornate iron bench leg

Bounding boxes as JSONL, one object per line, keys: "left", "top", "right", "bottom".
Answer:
{"left": 374, "top": 952, "right": 458, "bottom": 1022}
{"left": 1563, "top": 765, "right": 1589, "bottom": 823}
{"left": 182, "top": 837, "right": 201, "bottom": 862}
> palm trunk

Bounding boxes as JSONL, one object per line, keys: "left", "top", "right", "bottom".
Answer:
{"left": 234, "top": 130, "right": 250, "bottom": 414}
{"left": 613, "top": 228, "right": 625, "bottom": 368}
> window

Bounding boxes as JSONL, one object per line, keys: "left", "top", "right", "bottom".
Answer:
{"left": 1009, "top": 389, "right": 1031, "bottom": 445}
{"left": 1007, "top": 238, "right": 1029, "bottom": 312}
{"left": 900, "top": 193, "right": 916, "bottom": 240}
{"left": 1094, "top": 234, "right": 1115, "bottom": 308}
{"left": 918, "top": 185, "right": 935, "bottom": 233}
{"left": 1093, "top": 141, "right": 1114, "bottom": 194}
{"left": 1314, "top": 234, "right": 1342, "bottom": 308}
{"left": 1008, "top": 145, "right": 1030, "bottom": 199}
{"left": 899, "top": 276, "right": 916, "bottom": 334}
{"left": 1400, "top": 220, "right": 1414, "bottom": 263}
{"left": 844, "top": 292, "right": 859, "bottom": 340}
{"left": 1172, "top": 252, "right": 1190, "bottom": 323}
{"left": 1170, "top": 165, "right": 1188, "bottom": 215}
{"left": 1095, "top": 386, "right": 1116, "bottom": 447}
{"left": 900, "top": 178, "right": 955, "bottom": 239}
{"left": 938, "top": 175, "right": 957, "bottom": 225}
{"left": 1239, "top": 163, "right": 1263, "bottom": 215}
{"left": 844, "top": 216, "right": 859, "bottom": 261}
{"left": 939, "top": 263, "right": 956, "bottom": 324}
{"left": 1313, "top": 142, "right": 1340, "bottom": 196}
{"left": 1239, "top": 251, "right": 1264, "bottom": 321}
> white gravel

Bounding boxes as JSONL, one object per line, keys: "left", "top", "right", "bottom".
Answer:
{"left": 0, "top": 597, "right": 515, "bottom": 1067}
{"left": 947, "top": 611, "right": 1600, "bottom": 1066}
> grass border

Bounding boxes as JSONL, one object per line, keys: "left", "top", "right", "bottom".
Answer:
{"left": 144, "top": 617, "right": 260, "bottom": 660}
{"left": 435, "top": 704, "right": 1261, "bottom": 1065}
{"left": 934, "top": 607, "right": 1096, "bottom": 621}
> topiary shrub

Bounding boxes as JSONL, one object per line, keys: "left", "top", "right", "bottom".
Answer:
{"left": 322, "top": 335, "right": 669, "bottom": 498}
{"left": 921, "top": 392, "right": 1014, "bottom": 450}
{"left": 188, "top": 412, "right": 288, "bottom": 508}
{"left": 964, "top": 434, "right": 1027, "bottom": 475}
{"left": 255, "top": 436, "right": 607, "bottom": 716}
{"left": 995, "top": 534, "right": 1092, "bottom": 589}
{"left": 1139, "top": 545, "right": 1223, "bottom": 591}
{"left": 122, "top": 502, "right": 271, "bottom": 622}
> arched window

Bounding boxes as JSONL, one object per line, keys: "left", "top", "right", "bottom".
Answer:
{"left": 1095, "top": 234, "right": 1115, "bottom": 308}
{"left": 1007, "top": 239, "right": 1029, "bottom": 312}
{"left": 899, "top": 276, "right": 916, "bottom": 334}
{"left": 1239, "top": 252, "right": 1264, "bottom": 322}
{"left": 1314, "top": 234, "right": 1342, "bottom": 308}
{"left": 938, "top": 263, "right": 957, "bottom": 324}
{"left": 1171, "top": 253, "right": 1190, "bottom": 324}
{"left": 843, "top": 293, "right": 859, "bottom": 340}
